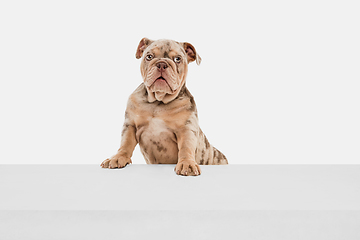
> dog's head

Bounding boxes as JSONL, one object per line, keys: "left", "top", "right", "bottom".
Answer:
{"left": 136, "top": 38, "right": 201, "bottom": 103}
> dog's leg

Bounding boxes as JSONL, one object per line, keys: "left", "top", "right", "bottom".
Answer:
{"left": 174, "top": 129, "right": 201, "bottom": 176}
{"left": 101, "top": 122, "right": 137, "bottom": 169}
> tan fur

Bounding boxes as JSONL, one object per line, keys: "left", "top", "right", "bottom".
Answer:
{"left": 101, "top": 38, "right": 228, "bottom": 176}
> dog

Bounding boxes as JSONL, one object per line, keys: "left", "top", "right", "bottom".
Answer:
{"left": 101, "top": 38, "right": 228, "bottom": 176}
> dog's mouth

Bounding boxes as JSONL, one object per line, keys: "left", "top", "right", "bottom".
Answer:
{"left": 155, "top": 76, "right": 166, "bottom": 81}
{"left": 153, "top": 76, "right": 169, "bottom": 86}
{"left": 149, "top": 75, "right": 167, "bottom": 86}
{"left": 149, "top": 75, "right": 175, "bottom": 93}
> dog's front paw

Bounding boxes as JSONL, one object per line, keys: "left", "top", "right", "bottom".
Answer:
{"left": 100, "top": 155, "right": 132, "bottom": 169}
{"left": 174, "top": 160, "right": 201, "bottom": 176}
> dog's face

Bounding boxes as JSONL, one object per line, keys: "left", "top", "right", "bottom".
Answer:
{"left": 136, "top": 38, "right": 201, "bottom": 103}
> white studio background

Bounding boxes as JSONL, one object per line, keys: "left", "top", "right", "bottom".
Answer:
{"left": 0, "top": 0, "right": 359, "bottom": 165}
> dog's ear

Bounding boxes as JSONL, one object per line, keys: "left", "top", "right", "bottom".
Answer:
{"left": 136, "top": 38, "right": 154, "bottom": 59}
{"left": 182, "top": 42, "right": 202, "bottom": 65}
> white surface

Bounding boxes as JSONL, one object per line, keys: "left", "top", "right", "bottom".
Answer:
{"left": 1, "top": 164, "right": 360, "bottom": 240}
{"left": 1, "top": 1, "right": 360, "bottom": 165}
{"left": 1, "top": 164, "right": 360, "bottom": 210}
{"left": 1, "top": 211, "right": 360, "bottom": 240}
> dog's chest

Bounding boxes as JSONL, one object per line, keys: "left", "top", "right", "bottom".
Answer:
{"left": 136, "top": 117, "right": 178, "bottom": 164}
{"left": 138, "top": 117, "right": 172, "bottom": 139}
{"left": 130, "top": 92, "right": 193, "bottom": 163}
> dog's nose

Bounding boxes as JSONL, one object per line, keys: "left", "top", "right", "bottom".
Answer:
{"left": 156, "top": 62, "right": 168, "bottom": 71}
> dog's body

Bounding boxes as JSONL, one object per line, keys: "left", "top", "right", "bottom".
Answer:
{"left": 101, "top": 38, "right": 227, "bottom": 176}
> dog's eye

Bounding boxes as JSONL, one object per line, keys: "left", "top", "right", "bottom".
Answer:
{"left": 145, "top": 54, "right": 154, "bottom": 61}
{"left": 174, "top": 56, "right": 181, "bottom": 63}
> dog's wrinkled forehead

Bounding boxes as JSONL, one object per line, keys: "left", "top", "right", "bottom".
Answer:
{"left": 146, "top": 39, "right": 185, "bottom": 59}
